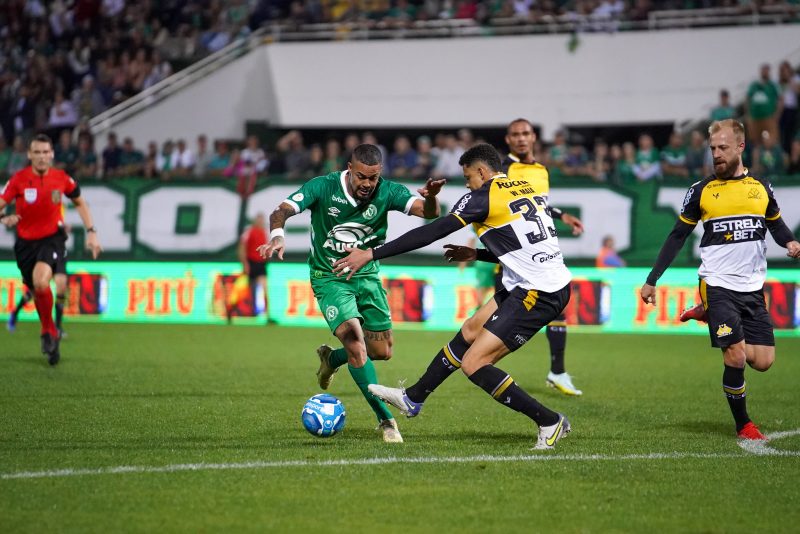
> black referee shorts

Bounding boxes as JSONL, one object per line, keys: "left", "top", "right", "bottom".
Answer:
{"left": 247, "top": 259, "right": 267, "bottom": 281}
{"left": 700, "top": 280, "right": 774, "bottom": 349}
{"left": 14, "top": 232, "right": 67, "bottom": 288}
{"left": 486, "top": 283, "right": 571, "bottom": 352}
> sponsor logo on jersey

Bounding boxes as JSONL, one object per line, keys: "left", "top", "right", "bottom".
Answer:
{"left": 453, "top": 194, "right": 472, "bottom": 216}
{"left": 514, "top": 334, "right": 528, "bottom": 345}
{"left": 24, "top": 188, "right": 37, "bottom": 203}
{"left": 325, "top": 306, "right": 338, "bottom": 321}
{"left": 532, "top": 250, "right": 562, "bottom": 263}
{"left": 747, "top": 188, "right": 762, "bottom": 200}
{"left": 328, "top": 207, "right": 340, "bottom": 217}
{"left": 323, "top": 222, "right": 377, "bottom": 253}
{"left": 496, "top": 180, "right": 528, "bottom": 189}
{"left": 716, "top": 323, "right": 732, "bottom": 337}
{"left": 363, "top": 204, "right": 377, "bottom": 219}
{"left": 681, "top": 187, "right": 694, "bottom": 212}
{"left": 711, "top": 218, "right": 763, "bottom": 242}
{"left": 331, "top": 195, "right": 348, "bottom": 205}
{"left": 292, "top": 193, "right": 304, "bottom": 202}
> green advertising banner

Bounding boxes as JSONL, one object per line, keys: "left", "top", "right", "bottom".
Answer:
{"left": 2, "top": 177, "right": 799, "bottom": 266}
{"left": 1, "top": 262, "right": 797, "bottom": 336}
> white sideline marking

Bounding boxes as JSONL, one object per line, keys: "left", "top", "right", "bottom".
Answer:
{"left": 2, "top": 449, "right": 798, "bottom": 481}
{"left": 737, "top": 429, "right": 800, "bottom": 456}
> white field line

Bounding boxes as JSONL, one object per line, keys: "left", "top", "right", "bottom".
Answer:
{"left": 2, "top": 449, "right": 798, "bottom": 481}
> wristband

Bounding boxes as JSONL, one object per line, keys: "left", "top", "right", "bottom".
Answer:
{"left": 86, "top": 226, "right": 97, "bottom": 233}
{"left": 270, "top": 228, "right": 285, "bottom": 239}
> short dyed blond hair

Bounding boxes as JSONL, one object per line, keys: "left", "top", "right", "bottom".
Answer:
{"left": 708, "top": 119, "right": 745, "bottom": 143}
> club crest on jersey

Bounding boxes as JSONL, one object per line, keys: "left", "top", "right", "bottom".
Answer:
{"left": 747, "top": 188, "right": 762, "bottom": 200}
{"left": 24, "top": 188, "right": 37, "bottom": 203}
{"left": 363, "top": 204, "right": 377, "bottom": 219}
{"left": 324, "top": 222, "right": 377, "bottom": 253}
{"left": 51, "top": 190, "right": 62, "bottom": 204}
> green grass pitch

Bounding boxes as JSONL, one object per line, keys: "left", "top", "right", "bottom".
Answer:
{"left": 1, "top": 323, "right": 799, "bottom": 533}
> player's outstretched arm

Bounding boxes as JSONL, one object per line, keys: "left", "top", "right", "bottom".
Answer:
{"left": 641, "top": 219, "right": 695, "bottom": 305}
{"left": 333, "top": 215, "right": 465, "bottom": 280}
{"left": 72, "top": 195, "right": 102, "bottom": 259}
{"left": 257, "top": 202, "right": 296, "bottom": 260}
{"left": 410, "top": 178, "right": 446, "bottom": 219}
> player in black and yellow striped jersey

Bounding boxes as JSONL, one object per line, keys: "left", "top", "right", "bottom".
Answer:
{"left": 503, "top": 118, "right": 585, "bottom": 396}
{"left": 334, "top": 143, "right": 572, "bottom": 449}
{"left": 641, "top": 119, "right": 800, "bottom": 441}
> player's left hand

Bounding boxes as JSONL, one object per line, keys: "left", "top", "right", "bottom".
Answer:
{"left": 417, "top": 178, "right": 446, "bottom": 198}
{"left": 787, "top": 240, "right": 800, "bottom": 259}
{"left": 86, "top": 232, "right": 103, "bottom": 259}
{"left": 562, "top": 213, "right": 584, "bottom": 236}
{"left": 332, "top": 247, "right": 373, "bottom": 280}
{"left": 1, "top": 214, "right": 21, "bottom": 228}
{"left": 443, "top": 244, "right": 477, "bottom": 263}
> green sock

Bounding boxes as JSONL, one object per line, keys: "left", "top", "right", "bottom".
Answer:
{"left": 348, "top": 358, "right": 393, "bottom": 423}
{"left": 329, "top": 348, "right": 349, "bottom": 369}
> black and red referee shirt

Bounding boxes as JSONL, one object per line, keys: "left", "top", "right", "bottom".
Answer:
{"left": 1, "top": 166, "right": 80, "bottom": 240}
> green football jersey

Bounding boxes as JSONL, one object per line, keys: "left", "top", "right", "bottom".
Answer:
{"left": 284, "top": 170, "right": 415, "bottom": 277}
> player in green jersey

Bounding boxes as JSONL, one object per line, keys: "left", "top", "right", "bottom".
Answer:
{"left": 258, "top": 144, "right": 444, "bottom": 442}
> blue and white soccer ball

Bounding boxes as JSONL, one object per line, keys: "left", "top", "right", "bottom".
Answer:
{"left": 301, "top": 394, "right": 346, "bottom": 437}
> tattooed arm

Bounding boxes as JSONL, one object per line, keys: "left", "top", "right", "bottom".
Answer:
{"left": 258, "top": 202, "right": 296, "bottom": 260}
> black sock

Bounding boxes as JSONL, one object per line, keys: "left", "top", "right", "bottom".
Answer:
{"left": 406, "top": 330, "right": 470, "bottom": 403}
{"left": 723, "top": 365, "right": 749, "bottom": 431}
{"left": 468, "top": 364, "right": 560, "bottom": 427}
{"left": 12, "top": 291, "right": 32, "bottom": 319}
{"left": 546, "top": 324, "right": 566, "bottom": 374}
{"left": 55, "top": 294, "right": 66, "bottom": 329}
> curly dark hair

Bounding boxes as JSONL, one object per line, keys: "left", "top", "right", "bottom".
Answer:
{"left": 458, "top": 143, "right": 502, "bottom": 172}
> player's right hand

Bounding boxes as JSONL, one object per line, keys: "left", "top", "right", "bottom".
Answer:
{"left": 258, "top": 237, "right": 285, "bottom": 260}
{"left": 640, "top": 283, "right": 656, "bottom": 305}
{"left": 1, "top": 214, "right": 20, "bottom": 228}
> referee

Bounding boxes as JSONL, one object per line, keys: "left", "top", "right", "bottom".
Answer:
{"left": 0, "top": 134, "right": 102, "bottom": 365}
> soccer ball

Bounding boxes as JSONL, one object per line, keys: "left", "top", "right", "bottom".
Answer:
{"left": 301, "top": 394, "right": 346, "bottom": 437}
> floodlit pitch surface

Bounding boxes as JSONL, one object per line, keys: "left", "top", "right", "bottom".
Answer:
{"left": 1, "top": 324, "right": 798, "bottom": 532}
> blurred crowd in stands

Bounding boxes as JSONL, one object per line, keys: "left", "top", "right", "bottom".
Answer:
{"left": 0, "top": 1, "right": 798, "bottom": 187}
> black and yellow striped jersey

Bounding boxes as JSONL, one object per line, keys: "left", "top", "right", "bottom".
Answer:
{"left": 680, "top": 170, "right": 781, "bottom": 291}
{"left": 450, "top": 173, "right": 571, "bottom": 292}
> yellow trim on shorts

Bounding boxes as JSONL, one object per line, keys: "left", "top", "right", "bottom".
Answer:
{"left": 699, "top": 279, "right": 708, "bottom": 310}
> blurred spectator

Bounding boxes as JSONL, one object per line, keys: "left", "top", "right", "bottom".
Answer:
{"left": 411, "top": 135, "right": 436, "bottom": 180}
{"left": 746, "top": 63, "right": 781, "bottom": 147}
{"left": 432, "top": 133, "right": 464, "bottom": 178}
{"left": 752, "top": 131, "right": 786, "bottom": 177}
{"left": 71, "top": 75, "right": 105, "bottom": 119}
{"left": 563, "top": 143, "right": 590, "bottom": 176}
{"left": 12, "top": 85, "right": 37, "bottom": 141}
{"left": 614, "top": 141, "right": 637, "bottom": 184}
{"left": 0, "top": 137, "right": 10, "bottom": 177}
{"left": 7, "top": 137, "right": 28, "bottom": 176}
{"left": 194, "top": 134, "right": 214, "bottom": 178}
{"left": 546, "top": 130, "right": 568, "bottom": 174}
{"left": 144, "top": 141, "right": 159, "bottom": 179}
{"left": 710, "top": 89, "right": 736, "bottom": 122}
{"left": 787, "top": 137, "right": 800, "bottom": 175}
{"left": 387, "top": 135, "right": 418, "bottom": 178}
{"left": 589, "top": 138, "right": 611, "bottom": 182}
{"left": 633, "top": 133, "right": 661, "bottom": 181}
{"left": 308, "top": 143, "right": 324, "bottom": 176}
{"left": 54, "top": 130, "right": 79, "bottom": 175}
{"left": 207, "top": 140, "right": 232, "bottom": 176}
{"left": 117, "top": 137, "right": 145, "bottom": 176}
{"left": 143, "top": 50, "right": 173, "bottom": 90}
{"left": 156, "top": 139, "right": 178, "bottom": 178}
{"left": 457, "top": 128, "right": 475, "bottom": 149}
{"left": 342, "top": 132, "right": 360, "bottom": 162}
{"left": 322, "top": 138, "right": 344, "bottom": 174}
{"left": 101, "top": 132, "right": 123, "bottom": 177}
{"left": 778, "top": 61, "right": 799, "bottom": 154}
{"left": 173, "top": 138, "right": 196, "bottom": 176}
{"left": 47, "top": 89, "right": 78, "bottom": 132}
{"left": 276, "top": 130, "right": 310, "bottom": 180}
{"left": 240, "top": 135, "right": 269, "bottom": 175}
{"left": 685, "top": 130, "right": 711, "bottom": 179}
{"left": 385, "top": 0, "right": 418, "bottom": 27}
{"left": 596, "top": 235, "right": 626, "bottom": 267}
{"left": 660, "top": 131, "right": 689, "bottom": 178}
{"left": 74, "top": 134, "right": 98, "bottom": 179}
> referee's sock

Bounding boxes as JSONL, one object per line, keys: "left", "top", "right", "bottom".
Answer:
{"left": 33, "top": 287, "right": 58, "bottom": 337}
{"left": 55, "top": 293, "right": 66, "bottom": 330}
